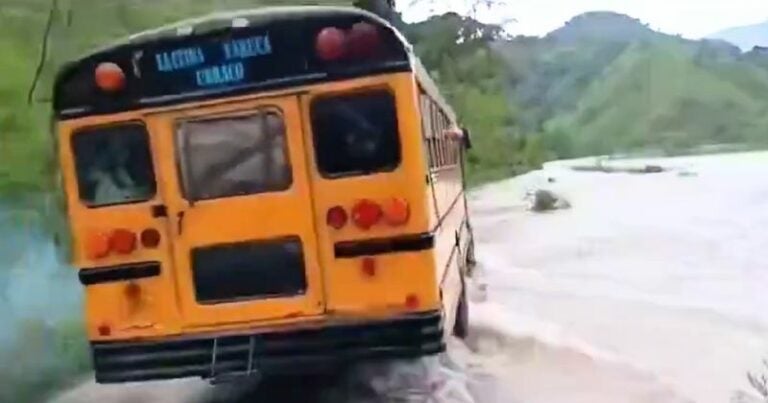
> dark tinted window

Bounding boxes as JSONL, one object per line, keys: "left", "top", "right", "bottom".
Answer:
{"left": 71, "top": 124, "right": 156, "bottom": 206}
{"left": 311, "top": 91, "right": 400, "bottom": 177}
{"left": 176, "top": 111, "right": 292, "bottom": 201}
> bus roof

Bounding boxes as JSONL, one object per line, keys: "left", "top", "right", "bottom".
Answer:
{"left": 54, "top": 6, "right": 455, "bottom": 122}
{"left": 93, "top": 7, "right": 391, "bottom": 58}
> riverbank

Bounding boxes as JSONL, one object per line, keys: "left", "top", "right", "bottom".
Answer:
{"left": 470, "top": 151, "right": 768, "bottom": 402}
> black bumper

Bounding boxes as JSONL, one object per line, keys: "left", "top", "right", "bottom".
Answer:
{"left": 91, "top": 312, "right": 445, "bottom": 384}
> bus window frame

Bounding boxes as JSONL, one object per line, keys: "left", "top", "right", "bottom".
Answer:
{"left": 309, "top": 86, "right": 403, "bottom": 180}
{"left": 69, "top": 120, "right": 159, "bottom": 209}
{"left": 173, "top": 106, "right": 294, "bottom": 203}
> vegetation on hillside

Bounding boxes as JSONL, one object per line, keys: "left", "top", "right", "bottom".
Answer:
{"left": 495, "top": 12, "right": 768, "bottom": 159}
{"left": 399, "top": 10, "right": 768, "bottom": 184}
{"left": 401, "top": 12, "right": 556, "bottom": 184}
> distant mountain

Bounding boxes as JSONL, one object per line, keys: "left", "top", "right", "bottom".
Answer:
{"left": 492, "top": 12, "right": 768, "bottom": 155}
{"left": 546, "top": 11, "right": 658, "bottom": 44}
{"left": 708, "top": 20, "right": 768, "bottom": 52}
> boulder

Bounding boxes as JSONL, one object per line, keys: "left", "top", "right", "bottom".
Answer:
{"left": 525, "top": 189, "right": 570, "bottom": 212}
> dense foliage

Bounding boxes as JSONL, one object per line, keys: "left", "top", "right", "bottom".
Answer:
{"left": 401, "top": 13, "right": 536, "bottom": 184}
{"left": 502, "top": 12, "right": 768, "bottom": 158}
{"left": 406, "top": 11, "right": 768, "bottom": 184}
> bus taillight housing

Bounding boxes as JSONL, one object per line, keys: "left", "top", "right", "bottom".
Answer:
{"left": 86, "top": 228, "right": 138, "bottom": 259}
{"left": 348, "top": 22, "right": 381, "bottom": 59}
{"left": 382, "top": 197, "right": 409, "bottom": 226}
{"left": 109, "top": 229, "right": 137, "bottom": 255}
{"left": 315, "top": 22, "right": 382, "bottom": 62}
{"left": 351, "top": 199, "right": 382, "bottom": 230}
{"left": 94, "top": 62, "right": 126, "bottom": 92}
{"left": 326, "top": 206, "right": 348, "bottom": 229}
{"left": 316, "top": 27, "right": 347, "bottom": 61}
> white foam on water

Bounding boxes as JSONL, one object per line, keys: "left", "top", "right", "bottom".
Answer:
{"left": 469, "top": 151, "right": 768, "bottom": 403}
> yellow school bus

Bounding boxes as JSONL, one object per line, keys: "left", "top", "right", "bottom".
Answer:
{"left": 53, "top": 6, "right": 475, "bottom": 384}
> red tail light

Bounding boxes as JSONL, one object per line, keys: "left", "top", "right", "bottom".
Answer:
{"left": 382, "top": 197, "right": 410, "bottom": 226}
{"left": 327, "top": 206, "right": 348, "bottom": 230}
{"left": 352, "top": 199, "right": 382, "bottom": 230}
{"left": 94, "top": 62, "right": 126, "bottom": 92}
{"left": 86, "top": 232, "right": 110, "bottom": 260}
{"left": 109, "top": 229, "right": 137, "bottom": 255}
{"left": 316, "top": 27, "right": 347, "bottom": 61}
{"left": 140, "top": 228, "right": 161, "bottom": 248}
{"left": 347, "top": 22, "right": 381, "bottom": 59}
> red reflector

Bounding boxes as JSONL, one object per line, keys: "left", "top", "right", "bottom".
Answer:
{"left": 326, "top": 206, "right": 348, "bottom": 230}
{"left": 140, "top": 228, "right": 161, "bottom": 248}
{"left": 109, "top": 229, "right": 137, "bottom": 255}
{"left": 352, "top": 199, "right": 382, "bottom": 230}
{"left": 405, "top": 294, "right": 420, "bottom": 309}
{"left": 94, "top": 62, "right": 126, "bottom": 92}
{"left": 361, "top": 257, "right": 376, "bottom": 277}
{"left": 348, "top": 22, "right": 381, "bottom": 59}
{"left": 316, "top": 27, "right": 347, "bottom": 61}
{"left": 97, "top": 324, "right": 111, "bottom": 337}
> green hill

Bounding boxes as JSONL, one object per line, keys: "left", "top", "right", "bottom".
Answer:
{"left": 495, "top": 12, "right": 768, "bottom": 158}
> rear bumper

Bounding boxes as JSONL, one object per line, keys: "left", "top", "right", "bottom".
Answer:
{"left": 91, "top": 311, "right": 445, "bottom": 384}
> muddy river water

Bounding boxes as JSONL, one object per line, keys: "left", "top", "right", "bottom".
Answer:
{"left": 53, "top": 152, "right": 768, "bottom": 403}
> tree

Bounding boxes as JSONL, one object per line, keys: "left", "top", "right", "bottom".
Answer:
{"left": 407, "top": 0, "right": 511, "bottom": 19}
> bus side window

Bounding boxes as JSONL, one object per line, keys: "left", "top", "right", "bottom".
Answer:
{"left": 439, "top": 110, "right": 447, "bottom": 167}
{"left": 311, "top": 90, "right": 401, "bottom": 177}
{"left": 71, "top": 123, "right": 157, "bottom": 207}
{"left": 420, "top": 94, "right": 432, "bottom": 168}
{"left": 424, "top": 97, "right": 437, "bottom": 169}
{"left": 432, "top": 104, "right": 443, "bottom": 167}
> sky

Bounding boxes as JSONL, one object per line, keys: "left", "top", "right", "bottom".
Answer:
{"left": 400, "top": 0, "right": 768, "bottom": 39}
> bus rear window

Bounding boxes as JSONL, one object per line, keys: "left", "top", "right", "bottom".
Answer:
{"left": 71, "top": 124, "right": 156, "bottom": 207}
{"left": 311, "top": 91, "right": 400, "bottom": 177}
{"left": 176, "top": 111, "right": 292, "bottom": 201}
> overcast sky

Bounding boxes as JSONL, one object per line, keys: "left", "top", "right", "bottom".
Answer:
{"left": 400, "top": 0, "right": 768, "bottom": 39}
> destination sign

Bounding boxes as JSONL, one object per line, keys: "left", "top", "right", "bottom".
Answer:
{"left": 151, "top": 34, "right": 273, "bottom": 88}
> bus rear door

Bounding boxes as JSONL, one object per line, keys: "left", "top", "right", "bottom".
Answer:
{"left": 147, "top": 95, "right": 325, "bottom": 327}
